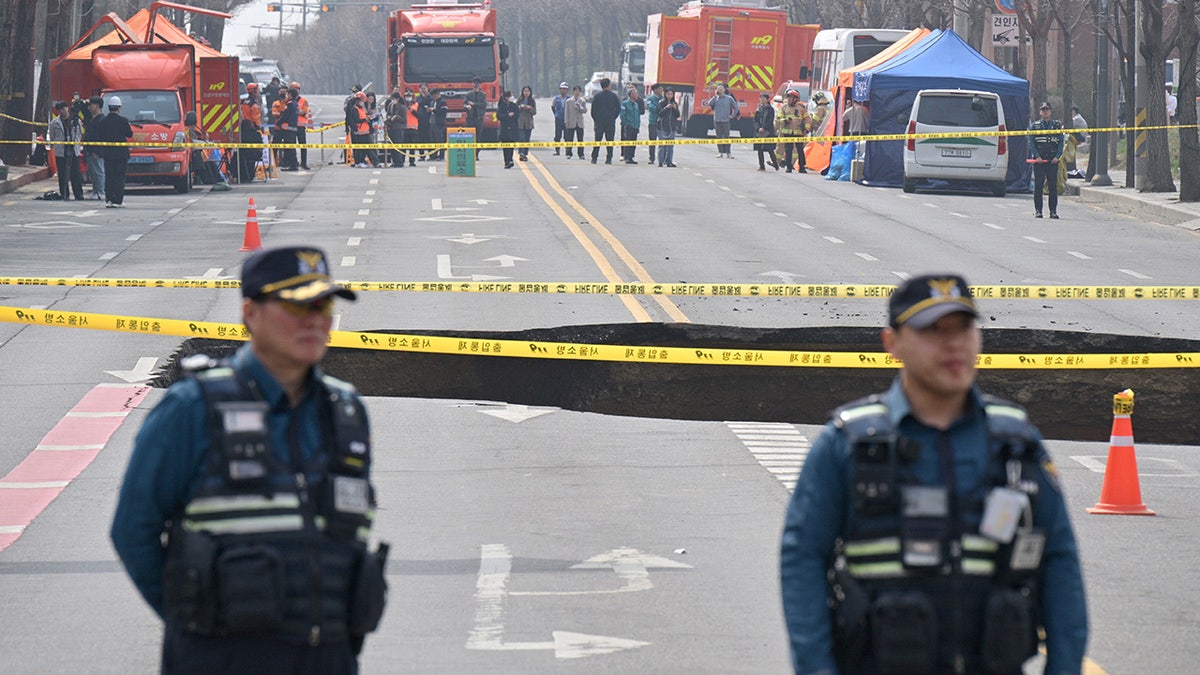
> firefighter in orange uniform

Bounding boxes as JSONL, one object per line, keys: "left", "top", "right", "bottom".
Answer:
{"left": 238, "top": 83, "right": 264, "bottom": 183}
{"left": 291, "top": 82, "right": 312, "bottom": 170}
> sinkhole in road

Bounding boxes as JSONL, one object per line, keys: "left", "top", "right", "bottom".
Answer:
{"left": 156, "top": 324, "right": 1200, "bottom": 444}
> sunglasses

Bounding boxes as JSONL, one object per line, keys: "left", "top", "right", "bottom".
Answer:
{"left": 273, "top": 297, "right": 334, "bottom": 318}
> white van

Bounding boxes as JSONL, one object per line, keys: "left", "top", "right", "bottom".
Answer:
{"left": 903, "top": 89, "right": 1008, "bottom": 197}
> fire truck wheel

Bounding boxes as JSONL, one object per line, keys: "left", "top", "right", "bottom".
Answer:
{"left": 174, "top": 169, "right": 192, "bottom": 194}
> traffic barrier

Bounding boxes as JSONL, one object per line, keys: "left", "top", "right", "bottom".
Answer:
{"left": 1087, "top": 389, "right": 1156, "bottom": 515}
{"left": 239, "top": 197, "right": 262, "bottom": 252}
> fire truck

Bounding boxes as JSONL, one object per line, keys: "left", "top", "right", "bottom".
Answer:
{"left": 51, "top": 1, "right": 239, "bottom": 193}
{"left": 644, "top": 0, "right": 819, "bottom": 138}
{"left": 386, "top": 1, "right": 509, "bottom": 141}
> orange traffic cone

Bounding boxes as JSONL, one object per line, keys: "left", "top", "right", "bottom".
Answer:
{"left": 239, "top": 197, "right": 262, "bottom": 252}
{"left": 1087, "top": 389, "right": 1155, "bottom": 515}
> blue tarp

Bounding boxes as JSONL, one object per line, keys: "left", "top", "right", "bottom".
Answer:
{"left": 851, "top": 30, "right": 1031, "bottom": 192}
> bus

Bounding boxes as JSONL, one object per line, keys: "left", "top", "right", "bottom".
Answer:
{"left": 809, "top": 28, "right": 910, "bottom": 101}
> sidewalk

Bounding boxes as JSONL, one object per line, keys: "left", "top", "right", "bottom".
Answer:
{"left": 1067, "top": 168, "right": 1200, "bottom": 231}
{"left": 0, "top": 163, "right": 51, "bottom": 195}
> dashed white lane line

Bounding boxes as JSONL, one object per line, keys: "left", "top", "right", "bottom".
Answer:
{"left": 125, "top": 234, "right": 142, "bottom": 241}
{"left": 794, "top": 221, "right": 813, "bottom": 230}
{"left": 341, "top": 256, "right": 356, "bottom": 267}
{"left": 347, "top": 237, "right": 361, "bottom": 246}
{"left": 855, "top": 252, "right": 879, "bottom": 262}
{"left": 823, "top": 236, "right": 844, "bottom": 244}
{"left": 726, "top": 422, "right": 809, "bottom": 492}
{"left": 1119, "top": 268, "right": 1151, "bottom": 279}
{"left": 984, "top": 223, "right": 1004, "bottom": 230}
{"left": 353, "top": 221, "right": 366, "bottom": 229}
{"left": 1024, "top": 236, "right": 1047, "bottom": 243}
{"left": 369, "top": 178, "right": 380, "bottom": 185}
{"left": 1067, "top": 251, "right": 1092, "bottom": 259}
{"left": 948, "top": 211, "right": 968, "bottom": 218}
{"left": 362, "top": 198, "right": 374, "bottom": 204}
{"left": 772, "top": 212, "right": 788, "bottom": 218}
{"left": 358, "top": 209, "right": 370, "bottom": 216}
{"left": 923, "top": 202, "right": 939, "bottom": 209}
{"left": 719, "top": 185, "right": 731, "bottom": 191}
{"left": 99, "top": 252, "right": 117, "bottom": 261}
{"left": 366, "top": 190, "right": 377, "bottom": 196}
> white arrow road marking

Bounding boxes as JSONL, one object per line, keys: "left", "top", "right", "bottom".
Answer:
{"left": 513, "top": 547, "right": 692, "bottom": 596}
{"left": 468, "top": 199, "right": 495, "bottom": 204}
{"left": 46, "top": 209, "right": 100, "bottom": 217}
{"left": 214, "top": 217, "right": 302, "bottom": 226}
{"left": 184, "top": 268, "right": 233, "bottom": 280}
{"left": 445, "top": 233, "right": 493, "bottom": 244}
{"left": 104, "top": 357, "right": 158, "bottom": 383}
{"left": 466, "top": 544, "right": 651, "bottom": 659}
{"left": 482, "top": 254, "right": 528, "bottom": 267}
{"left": 760, "top": 270, "right": 805, "bottom": 283}
{"left": 436, "top": 255, "right": 509, "bottom": 282}
{"left": 9, "top": 221, "right": 99, "bottom": 229}
{"left": 474, "top": 404, "right": 558, "bottom": 423}
{"left": 432, "top": 198, "right": 479, "bottom": 211}
{"left": 417, "top": 214, "right": 509, "bottom": 223}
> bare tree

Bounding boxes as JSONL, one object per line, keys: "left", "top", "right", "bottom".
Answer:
{"left": 1016, "top": 0, "right": 1056, "bottom": 108}
{"left": 0, "top": 0, "right": 39, "bottom": 166}
{"left": 1178, "top": 0, "right": 1200, "bottom": 201}
{"left": 1050, "top": 0, "right": 1089, "bottom": 119}
{"left": 1136, "top": 0, "right": 1176, "bottom": 191}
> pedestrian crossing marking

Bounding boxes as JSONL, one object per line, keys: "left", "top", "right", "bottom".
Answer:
{"left": 725, "top": 422, "right": 809, "bottom": 492}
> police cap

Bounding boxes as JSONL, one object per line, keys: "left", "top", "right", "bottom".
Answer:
{"left": 242, "top": 246, "right": 356, "bottom": 303}
{"left": 888, "top": 274, "right": 977, "bottom": 329}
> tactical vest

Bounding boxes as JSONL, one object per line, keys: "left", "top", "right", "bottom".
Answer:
{"left": 163, "top": 362, "right": 378, "bottom": 646}
{"left": 1030, "top": 119, "right": 1063, "bottom": 160}
{"left": 831, "top": 394, "right": 1044, "bottom": 675}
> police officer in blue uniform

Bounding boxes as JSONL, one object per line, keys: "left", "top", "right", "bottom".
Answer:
{"left": 781, "top": 274, "right": 1088, "bottom": 675}
{"left": 1030, "top": 102, "right": 1065, "bottom": 219}
{"left": 112, "top": 246, "right": 387, "bottom": 674}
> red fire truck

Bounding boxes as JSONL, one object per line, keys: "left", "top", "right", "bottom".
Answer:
{"left": 644, "top": 0, "right": 819, "bottom": 137}
{"left": 51, "top": 2, "right": 238, "bottom": 193}
{"left": 386, "top": 1, "right": 509, "bottom": 141}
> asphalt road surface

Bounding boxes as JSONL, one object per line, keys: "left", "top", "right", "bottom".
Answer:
{"left": 1, "top": 95, "right": 1197, "bottom": 673}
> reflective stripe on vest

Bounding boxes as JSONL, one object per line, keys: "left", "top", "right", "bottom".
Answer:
{"left": 184, "top": 493, "right": 305, "bottom": 535}
{"left": 844, "top": 535, "right": 999, "bottom": 578}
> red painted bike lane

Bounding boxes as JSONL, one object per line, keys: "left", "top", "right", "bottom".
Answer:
{"left": 0, "top": 383, "right": 150, "bottom": 552}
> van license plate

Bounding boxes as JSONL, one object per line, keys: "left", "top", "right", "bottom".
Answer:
{"left": 129, "top": 156, "right": 154, "bottom": 164}
{"left": 941, "top": 148, "right": 972, "bottom": 158}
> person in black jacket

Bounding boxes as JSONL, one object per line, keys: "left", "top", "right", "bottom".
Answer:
{"left": 92, "top": 96, "right": 133, "bottom": 207}
{"left": 589, "top": 78, "right": 621, "bottom": 164}
{"left": 754, "top": 92, "right": 779, "bottom": 171}
{"left": 276, "top": 89, "right": 300, "bottom": 171}
{"left": 497, "top": 90, "right": 519, "bottom": 169}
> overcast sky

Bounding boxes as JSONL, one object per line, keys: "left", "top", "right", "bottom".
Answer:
{"left": 224, "top": 1, "right": 309, "bottom": 57}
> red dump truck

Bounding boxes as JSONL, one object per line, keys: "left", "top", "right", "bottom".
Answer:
{"left": 644, "top": 0, "right": 819, "bottom": 137}
{"left": 50, "top": 2, "right": 238, "bottom": 193}
{"left": 386, "top": 1, "right": 509, "bottom": 141}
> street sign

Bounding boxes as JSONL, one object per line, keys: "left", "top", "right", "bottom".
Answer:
{"left": 447, "top": 126, "right": 476, "bottom": 177}
{"left": 991, "top": 14, "right": 1024, "bottom": 46}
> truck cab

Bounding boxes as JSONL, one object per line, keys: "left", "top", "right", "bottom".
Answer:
{"left": 105, "top": 89, "right": 192, "bottom": 193}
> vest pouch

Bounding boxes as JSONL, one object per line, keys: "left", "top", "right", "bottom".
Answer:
{"left": 981, "top": 588, "right": 1036, "bottom": 674}
{"left": 163, "top": 529, "right": 218, "bottom": 634}
{"left": 349, "top": 542, "right": 389, "bottom": 635}
{"left": 870, "top": 591, "right": 938, "bottom": 675}
{"left": 216, "top": 545, "right": 285, "bottom": 633}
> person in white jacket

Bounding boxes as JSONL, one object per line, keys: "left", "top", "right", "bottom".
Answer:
{"left": 48, "top": 100, "right": 85, "bottom": 200}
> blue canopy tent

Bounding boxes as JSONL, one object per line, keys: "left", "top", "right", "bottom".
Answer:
{"left": 852, "top": 30, "right": 1030, "bottom": 192}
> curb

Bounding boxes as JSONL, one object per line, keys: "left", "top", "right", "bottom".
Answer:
{"left": 1073, "top": 183, "right": 1200, "bottom": 230}
{"left": 0, "top": 167, "right": 51, "bottom": 195}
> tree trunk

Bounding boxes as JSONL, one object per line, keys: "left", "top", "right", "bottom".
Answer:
{"left": 0, "top": 0, "right": 39, "bottom": 166}
{"left": 1177, "top": 0, "right": 1200, "bottom": 201}
{"left": 1137, "top": 0, "right": 1175, "bottom": 192}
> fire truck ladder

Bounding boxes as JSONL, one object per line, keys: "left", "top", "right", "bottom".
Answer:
{"left": 709, "top": 17, "right": 733, "bottom": 86}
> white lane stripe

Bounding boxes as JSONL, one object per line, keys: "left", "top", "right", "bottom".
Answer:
{"left": 126, "top": 234, "right": 142, "bottom": 241}
{"left": 823, "top": 236, "right": 844, "bottom": 244}
{"left": 1067, "top": 251, "right": 1092, "bottom": 259}
{"left": 0, "top": 481, "right": 70, "bottom": 489}
{"left": 65, "top": 411, "right": 129, "bottom": 418}
{"left": 984, "top": 223, "right": 1004, "bottom": 230}
{"left": 772, "top": 212, "right": 788, "bottom": 218}
{"left": 99, "top": 252, "right": 117, "bottom": 261}
{"left": 354, "top": 221, "right": 366, "bottom": 229}
{"left": 0, "top": 525, "right": 26, "bottom": 534}
{"left": 341, "top": 257, "right": 356, "bottom": 267}
{"left": 35, "top": 444, "right": 106, "bottom": 451}
{"left": 358, "top": 209, "right": 370, "bottom": 215}
{"left": 949, "top": 212, "right": 968, "bottom": 218}
{"left": 1119, "top": 269, "right": 1151, "bottom": 280}
{"left": 1023, "top": 236, "right": 1046, "bottom": 243}
{"left": 794, "top": 221, "right": 814, "bottom": 230}
{"left": 348, "top": 237, "right": 362, "bottom": 246}
{"left": 855, "top": 252, "right": 879, "bottom": 262}
{"left": 726, "top": 422, "right": 809, "bottom": 493}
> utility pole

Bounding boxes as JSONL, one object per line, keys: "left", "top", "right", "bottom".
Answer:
{"left": 1091, "top": 0, "right": 1113, "bottom": 186}
{"left": 1134, "top": 0, "right": 1146, "bottom": 189}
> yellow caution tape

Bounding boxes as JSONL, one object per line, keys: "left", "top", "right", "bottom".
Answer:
{"left": 4, "top": 277, "right": 1200, "bottom": 300}
{"left": 0, "top": 111, "right": 47, "bottom": 127}
{"left": 2, "top": 306, "right": 1198, "bottom": 369}
{"left": 5, "top": 123, "right": 1193, "bottom": 151}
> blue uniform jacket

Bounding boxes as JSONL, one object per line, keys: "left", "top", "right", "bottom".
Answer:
{"left": 620, "top": 97, "right": 644, "bottom": 129}
{"left": 780, "top": 379, "right": 1088, "bottom": 674}
{"left": 110, "top": 345, "right": 366, "bottom": 618}
{"left": 1029, "top": 118, "right": 1064, "bottom": 161}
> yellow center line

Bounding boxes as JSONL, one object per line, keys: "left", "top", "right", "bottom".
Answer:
{"left": 515, "top": 161, "right": 652, "bottom": 322}
{"left": 528, "top": 155, "right": 692, "bottom": 324}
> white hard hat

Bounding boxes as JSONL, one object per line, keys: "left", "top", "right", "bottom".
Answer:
{"left": 559, "top": 81, "right": 569, "bottom": 89}
{"left": 108, "top": 96, "right": 122, "bottom": 108}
